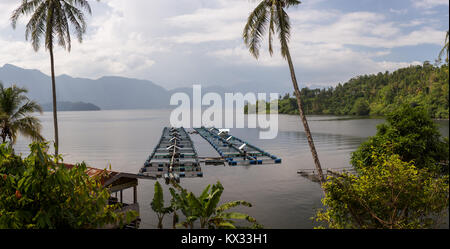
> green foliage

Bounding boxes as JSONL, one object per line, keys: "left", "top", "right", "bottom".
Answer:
{"left": 150, "top": 181, "right": 173, "bottom": 229}
{"left": 0, "top": 82, "right": 43, "bottom": 144}
{"left": 0, "top": 144, "right": 25, "bottom": 176}
{"left": 168, "top": 182, "right": 197, "bottom": 229}
{"left": 351, "top": 98, "right": 370, "bottom": 116}
{"left": 248, "top": 64, "right": 449, "bottom": 119}
{"left": 316, "top": 152, "right": 449, "bottom": 229}
{"left": 169, "top": 181, "right": 261, "bottom": 229}
{"left": 351, "top": 104, "right": 449, "bottom": 173}
{"left": 0, "top": 142, "right": 137, "bottom": 229}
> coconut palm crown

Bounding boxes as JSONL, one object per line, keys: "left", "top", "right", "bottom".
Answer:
{"left": 11, "top": 0, "right": 94, "bottom": 52}
{"left": 0, "top": 82, "right": 44, "bottom": 144}
{"left": 243, "top": 0, "right": 301, "bottom": 59}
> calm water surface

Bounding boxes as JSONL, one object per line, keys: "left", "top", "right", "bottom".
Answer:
{"left": 14, "top": 110, "right": 449, "bottom": 229}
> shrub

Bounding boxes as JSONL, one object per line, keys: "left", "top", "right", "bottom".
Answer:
{"left": 316, "top": 152, "right": 449, "bottom": 229}
{"left": 0, "top": 142, "right": 137, "bottom": 229}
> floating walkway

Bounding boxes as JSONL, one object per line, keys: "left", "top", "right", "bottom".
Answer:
{"left": 194, "top": 127, "right": 281, "bottom": 166}
{"left": 139, "top": 127, "right": 202, "bottom": 183}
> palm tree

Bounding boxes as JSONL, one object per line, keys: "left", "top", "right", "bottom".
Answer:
{"left": 0, "top": 82, "right": 44, "bottom": 144}
{"left": 438, "top": 30, "right": 449, "bottom": 64}
{"left": 11, "top": 0, "right": 96, "bottom": 156}
{"left": 243, "top": 0, "right": 325, "bottom": 183}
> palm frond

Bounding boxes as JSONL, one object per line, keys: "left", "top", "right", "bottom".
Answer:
{"left": 10, "top": 116, "right": 44, "bottom": 144}
{"left": 44, "top": 2, "right": 56, "bottom": 50}
{"left": 24, "top": 1, "right": 47, "bottom": 48}
{"left": 268, "top": 2, "right": 276, "bottom": 56}
{"left": 243, "top": 1, "right": 269, "bottom": 59}
{"left": 0, "top": 85, "right": 30, "bottom": 115}
{"left": 284, "top": 0, "right": 302, "bottom": 8}
{"left": 54, "top": 1, "right": 68, "bottom": 50}
{"left": 12, "top": 0, "right": 93, "bottom": 52}
{"left": 67, "top": 0, "right": 93, "bottom": 15}
{"left": 63, "top": 2, "right": 87, "bottom": 43}
{"left": 275, "top": 2, "right": 291, "bottom": 59}
{"left": 0, "top": 83, "right": 43, "bottom": 144}
{"left": 438, "top": 30, "right": 449, "bottom": 63}
{"left": 11, "top": 0, "right": 45, "bottom": 29}
{"left": 243, "top": 1, "right": 300, "bottom": 59}
{"left": 12, "top": 100, "right": 43, "bottom": 121}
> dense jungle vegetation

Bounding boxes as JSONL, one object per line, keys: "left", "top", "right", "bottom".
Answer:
{"left": 246, "top": 62, "right": 449, "bottom": 119}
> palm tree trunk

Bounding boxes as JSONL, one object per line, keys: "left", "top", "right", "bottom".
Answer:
{"left": 158, "top": 218, "right": 163, "bottom": 229}
{"left": 49, "top": 47, "right": 59, "bottom": 157}
{"left": 285, "top": 48, "right": 325, "bottom": 184}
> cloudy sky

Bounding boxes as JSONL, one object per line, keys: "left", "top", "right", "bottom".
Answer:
{"left": 0, "top": 0, "right": 448, "bottom": 92}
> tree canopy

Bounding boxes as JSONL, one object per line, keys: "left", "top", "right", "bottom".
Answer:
{"left": 316, "top": 104, "right": 449, "bottom": 229}
{"left": 351, "top": 104, "right": 449, "bottom": 174}
{"left": 316, "top": 153, "right": 449, "bottom": 229}
{"left": 249, "top": 63, "right": 449, "bottom": 119}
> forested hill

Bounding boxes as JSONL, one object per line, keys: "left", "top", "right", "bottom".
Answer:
{"left": 274, "top": 63, "right": 449, "bottom": 119}
{"left": 41, "top": 101, "right": 101, "bottom": 111}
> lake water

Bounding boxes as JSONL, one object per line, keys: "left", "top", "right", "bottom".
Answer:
{"left": 14, "top": 110, "right": 449, "bottom": 229}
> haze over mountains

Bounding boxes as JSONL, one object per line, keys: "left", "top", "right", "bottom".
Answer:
{"left": 0, "top": 64, "right": 169, "bottom": 110}
{"left": 0, "top": 64, "right": 293, "bottom": 110}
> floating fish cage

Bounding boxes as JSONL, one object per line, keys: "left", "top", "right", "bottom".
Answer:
{"left": 139, "top": 127, "right": 203, "bottom": 183}
{"left": 194, "top": 127, "right": 281, "bottom": 166}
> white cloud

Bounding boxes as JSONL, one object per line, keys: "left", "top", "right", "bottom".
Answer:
{"left": 1, "top": 0, "right": 170, "bottom": 79}
{"left": 208, "top": 41, "right": 422, "bottom": 87}
{"left": 0, "top": 38, "right": 48, "bottom": 71}
{"left": 412, "top": 0, "right": 449, "bottom": 9}
{"left": 0, "top": 1, "right": 20, "bottom": 28}
{"left": 200, "top": 4, "right": 442, "bottom": 86}
{"left": 389, "top": 8, "right": 408, "bottom": 15}
{"left": 376, "top": 60, "right": 422, "bottom": 71}
{"left": 206, "top": 7, "right": 443, "bottom": 75}
{"left": 0, "top": 0, "right": 447, "bottom": 89}
{"left": 165, "top": 0, "right": 253, "bottom": 43}
{"left": 290, "top": 11, "right": 444, "bottom": 49}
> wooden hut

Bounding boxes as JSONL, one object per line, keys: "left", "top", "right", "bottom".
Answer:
{"left": 64, "top": 164, "right": 155, "bottom": 229}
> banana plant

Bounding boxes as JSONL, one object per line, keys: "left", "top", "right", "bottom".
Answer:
{"left": 209, "top": 200, "right": 263, "bottom": 229}
{"left": 170, "top": 181, "right": 261, "bottom": 229}
{"left": 169, "top": 182, "right": 197, "bottom": 229}
{"left": 150, "top": 181, "right": 173, "bottom": 229}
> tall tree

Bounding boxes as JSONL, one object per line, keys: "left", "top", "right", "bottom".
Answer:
{"left": 438, "top": 30, "right": 449, "bottom": 64}
{"left": 243, "top": 0, "right": 325, "bottom": 183}
{"left": 11, "top": 0, "right": 96, "bottom": 156}
{"left": 0, "top": 82, "right": 43, "bottom": 144}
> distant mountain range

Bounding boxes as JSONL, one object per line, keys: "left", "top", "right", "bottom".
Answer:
{"left": 0, "top": 64, "right": 169, "bottom": 110}
{"left": 0, "top": 63, "right": 295, "bottom": 110}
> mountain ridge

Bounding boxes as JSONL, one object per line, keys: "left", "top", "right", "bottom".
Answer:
{"left": 0, "top": 63, "right": 170, "bottom": 110}
{"left": 0, "top": 63, "right": 296, "bottom": 109}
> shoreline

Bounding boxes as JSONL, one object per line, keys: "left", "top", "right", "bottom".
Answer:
{"left": 245, "top": 112, "right": 449, "bottom": 121}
